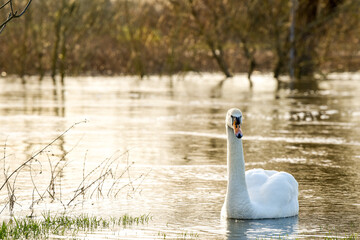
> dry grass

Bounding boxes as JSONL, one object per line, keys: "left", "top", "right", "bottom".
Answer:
{"left": 0, "top": 121, "right": 149, "bottom": 217}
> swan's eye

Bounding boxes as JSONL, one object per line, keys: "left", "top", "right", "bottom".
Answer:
{"left": 231, "top": 116, "right": 241, "bottom": 126}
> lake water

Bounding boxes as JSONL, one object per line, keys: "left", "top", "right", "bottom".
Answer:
{"left": 0, "top": 73, "right": 360, "bottom": 239}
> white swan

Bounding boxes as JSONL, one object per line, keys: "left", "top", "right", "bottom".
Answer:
{"left": 221, "top": 108, "right": 299, "bottom": 219}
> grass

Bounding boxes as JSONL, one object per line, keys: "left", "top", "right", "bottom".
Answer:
{"left": 0, "top": 122, "right": 154, "bottom": 239}
{"left": 0, "top": 213, "right": 152, "bottom": 239}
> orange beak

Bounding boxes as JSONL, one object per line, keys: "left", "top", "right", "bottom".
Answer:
{"left": 233, "top": 120, "right": 243, "bottom": 139}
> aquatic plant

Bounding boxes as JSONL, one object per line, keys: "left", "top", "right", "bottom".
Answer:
{"left": 157, "top": 230, "right": 200, "bottom": 240}
{"left": 0, "top": 213, "right": 152, "bottom": 239}
{"left": 177, "top": 231, "right": 200, "bottom": 240}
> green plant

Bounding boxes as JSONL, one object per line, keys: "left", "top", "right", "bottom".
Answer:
{"left": 0, "top": 213, "right": 152, "bottom": 239}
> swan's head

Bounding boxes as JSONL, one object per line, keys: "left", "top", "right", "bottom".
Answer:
{"left": 226, "top": 108, "right": 243, "bottom": 139}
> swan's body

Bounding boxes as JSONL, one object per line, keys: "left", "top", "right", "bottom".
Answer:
{"left": 221, "top": 108, "right": 299, "bottom": 219}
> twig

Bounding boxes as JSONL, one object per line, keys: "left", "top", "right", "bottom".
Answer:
{"left": 107, "top": 159, "right": 133, "bottom": 197}
{"left": 81, "top": 150, "right": 88, "bottom": 200}
{"left": 0, "top": 120, "right": 86, "bottom": 192}
{"left": 70, "top": 150, "right": 129, "bottom": 200}
{"left": 92, "top": 150, "right": 127, "bottom": 198}
{"left": 126, "top": 154, "right": 135, "bottom": 191}
{"left": 6, "top": 168, "right": 22, "bottom": 216}
{"left": 29, "top": 188, "right": 36, "bottom": 218}
{"left": 0, "top": 0, "right": 33, "bottom": 34}
{"left": 0, "top": 0, "right": 11, "bottom": 10}
{"left": 133, "top": 168, "right": 152, "bottom": 194}
{"left": 67, "top": 169, "right": 112, "bottom": 206}
{"left": 35, "top": 151, "right": 73, "bottom": 202}
{"left": 29, "top": 159, "right": 44, "bottom": 202}
{"left": 114, "top": 173, "right": 146, "bottom": 198}
{"left": 1, "top": 121, "right": 150, "bottom": 217}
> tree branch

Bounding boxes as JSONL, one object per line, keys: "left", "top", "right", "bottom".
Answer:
{"left": 0, "top": 0, "right": 32, "bottom": 34}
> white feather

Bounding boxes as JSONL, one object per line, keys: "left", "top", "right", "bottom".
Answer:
{"left": 222, "top": 108, "right": 299, "bottom": 219}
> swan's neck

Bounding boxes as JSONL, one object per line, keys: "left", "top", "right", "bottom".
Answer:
{"left": 225, "top": 126, "right": 251, "bottom": 208}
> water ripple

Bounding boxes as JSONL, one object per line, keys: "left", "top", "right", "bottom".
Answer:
{"left": 165, "top": 131, "right": 360, "bottom": 146}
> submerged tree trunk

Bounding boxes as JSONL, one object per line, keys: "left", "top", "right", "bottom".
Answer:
{"left": 124, "top": 0, "right": 146, "bottom": 79}
{"left": 34, "top": 19, "right": 45, "bottom": 81}
{"left": 289, "top": 0, "right": 297, "bottom": 89}
{"left": 293, "top": 1, "right": 318, "bottom": 80}
{"left": 240, "top": 39, "right": 255, "bottom": 88}
{"left": 273, "top": 58, "right": 283, "bottom": 90}
{"left": 51, "top": 9, "right": 62, "bottom": 86}
{"left": 209, "top": 44, "right": 232, "bottom": 78}
{"left": 187, "top": 0, "right": 232, "bottom": 79}
{"left": 247, "top": 58, "right": 255, "bottom": 88}
{"left": 59, "top": 27, "right": 67, "bottom": 86}
{"left": 19, "top": 11, "right": 30, "bottom": 84}
{"left": 294, "top": 0, "right": 344, "bottom": 80}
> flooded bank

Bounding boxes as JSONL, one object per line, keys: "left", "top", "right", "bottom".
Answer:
{"left": 0, "top": 73, "right": 359, "bottom": 239}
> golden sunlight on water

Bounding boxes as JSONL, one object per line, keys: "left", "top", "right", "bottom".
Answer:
{"left": 0, "top": 73, "right": 359, "bottom": 239}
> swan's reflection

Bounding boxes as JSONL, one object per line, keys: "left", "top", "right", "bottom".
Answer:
{"left": 224, "top": 216, "right": 298, "bottom": 240}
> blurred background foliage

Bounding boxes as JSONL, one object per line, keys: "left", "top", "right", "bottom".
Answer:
{"left": 0, "top": 0, "right": 359, "bottom": 83}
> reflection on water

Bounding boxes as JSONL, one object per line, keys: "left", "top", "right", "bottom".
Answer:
{"left": 0, "top": 74, "right": 360, "bottom": 239}
{"left": 225, "top": 217, "right": 298, "bottom": 240}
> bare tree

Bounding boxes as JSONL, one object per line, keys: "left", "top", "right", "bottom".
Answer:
{"left": 50, "top": 0, "right": 79, "bottom": 86}
{"left": 169, "top": 0, "right": 233, "bottom": 78}
{"left": 1, "top": 0, "right": 359, "bottom": 82}
{"left": 187, "top": 0, "right": 233, "bottom": 78}
{"left": 293, "top": 0, "right": 360, "bottom": 80}
{"left": 228, "top": 0, "right": 264, "bottom": 88}
{"left": 0, "top": 0, "right": 32, "bottom": 34}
